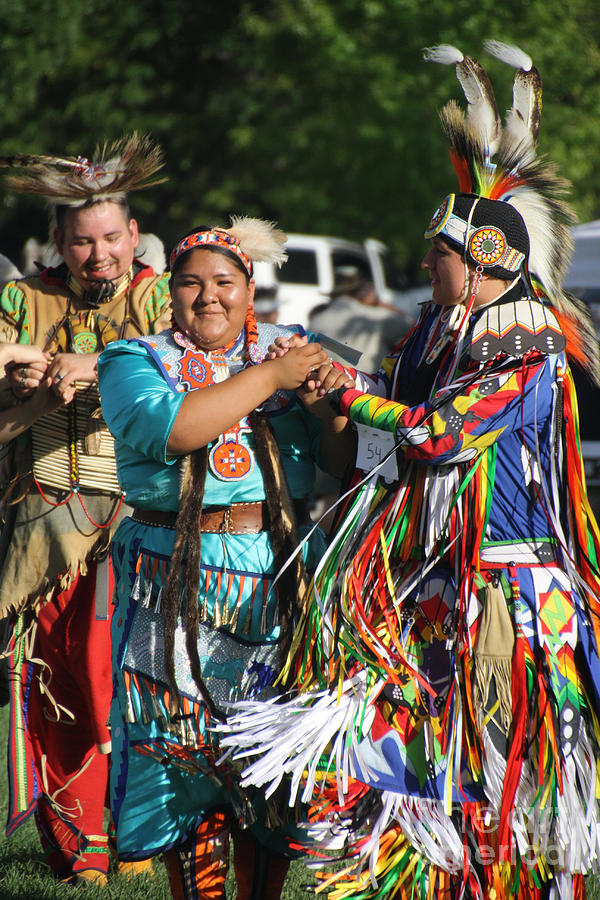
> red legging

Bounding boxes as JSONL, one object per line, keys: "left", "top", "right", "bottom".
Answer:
{"left": 164, "top": 812, "right": 290, "bottom": 900}
{"left": 21, "top": 564, "right": 112, "bottom": 878}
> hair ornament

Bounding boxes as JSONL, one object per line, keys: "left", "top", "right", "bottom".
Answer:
{"left": 424, "top": 41, "right": 598, "bottom": 382}
{"left": 169, "top": 217, "right": 287, "bottom": 273}
{"left": 0, "top": 132, "right": 166, "bottom": 207}
{"left": 227, "top": 217, "right": 288, "bottom": 267}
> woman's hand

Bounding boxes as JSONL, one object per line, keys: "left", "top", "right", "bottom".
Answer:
{"left": 0, "top": 342, "right": 49, "bottom": 370}
{"left": 268, "top": 342, "right": 329, "bottom": 392}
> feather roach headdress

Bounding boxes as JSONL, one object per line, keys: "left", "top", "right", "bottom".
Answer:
{"left": 0, "top": 132, "right": 166, "bottom": 208}
{"left": 423, "top": 40, "right": 599, "bottom": 381}
{"left": 169, "top": 218, "right": 288, "bottom": 275}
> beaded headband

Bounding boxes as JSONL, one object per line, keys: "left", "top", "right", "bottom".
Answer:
{"left": 169, "top": 229, "right": 252, "bottom": 274}
{"left": 169, "top": 217, "right": 288, "bottom": 276}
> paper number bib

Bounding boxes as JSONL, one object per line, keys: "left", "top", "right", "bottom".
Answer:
{"left": 356, "top": 424, "right": 399, "bottom": 482}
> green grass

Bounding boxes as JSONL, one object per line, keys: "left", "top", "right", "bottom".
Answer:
{"left": 0, "top": 703, "right": 321, "bottom": 898}
{"left": 3, "top": 701, "right": 599, "bottom": 899}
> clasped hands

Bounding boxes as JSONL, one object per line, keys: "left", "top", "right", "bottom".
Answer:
{"left": 7, "top": 349, "right": 98, "bottom": 404}
{"left": 267, "top": 334, "right": 354, "bottom": 417}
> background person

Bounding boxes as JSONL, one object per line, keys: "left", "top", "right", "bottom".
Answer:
{"left": 252, "top": 259, "right": 280, "bottom": 323}
{"left": 21, "top": 229, "right": 167, "bottom": 279}
{"left": 97, "top": 218, "right": 354, "bottom": 900}
{"left": 309, "top": 264, "right": 411, "bottom": 372}
{"left": 307, "top": 264, "right": 412, "bottom": 525}
{"left": 0, "top": 134, "right": 170, "bottom": 886}
{"left": 220, "top": 43, "right": 600, "bottom": 900}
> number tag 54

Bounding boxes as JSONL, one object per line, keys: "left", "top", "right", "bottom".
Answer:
{"left": 356, "top": 424, "right": 399, "bottom": 482}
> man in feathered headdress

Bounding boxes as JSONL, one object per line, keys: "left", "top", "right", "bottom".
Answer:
{"left": 217, "top": 43, "right": 600, "bottom": 900}
{"left": 0, "top": 133, "right": 171, "bottom": 885}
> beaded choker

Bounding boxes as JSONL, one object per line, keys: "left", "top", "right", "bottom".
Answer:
{"left": 68, "top": 267, "right": 133, "bottom": 308}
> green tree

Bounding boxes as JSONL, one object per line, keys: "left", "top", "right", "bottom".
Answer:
{"left": 0, "top": 0, "right": 599, "bottom": 280}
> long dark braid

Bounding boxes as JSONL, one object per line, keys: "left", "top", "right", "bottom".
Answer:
{"left": 161, "top": 445, "right": 224, "bottom": 721}
{"left": 162, "top": 412, "right": 309, "bottom": 719}
{"left": 248, "top": 409, "right": 309, "bottom": 677}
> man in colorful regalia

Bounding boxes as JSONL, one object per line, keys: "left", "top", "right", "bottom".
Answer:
{"left": 220, "top": 42, "right": 600, "bottom": 900}
{"left": 0, "top": 134, "right": 171, "bottom": 885}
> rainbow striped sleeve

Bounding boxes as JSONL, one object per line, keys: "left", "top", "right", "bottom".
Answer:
{"left": 340, "top": 388, "right": 407, "bottom": 433}
{"left": 339, "top": 358, "right": 550, "bottom": 466}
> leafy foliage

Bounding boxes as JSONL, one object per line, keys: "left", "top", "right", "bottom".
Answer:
{"left": 0, "top": 0, "right": 599, "bottom": 281}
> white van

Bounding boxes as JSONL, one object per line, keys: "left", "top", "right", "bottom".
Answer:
{"left": 564, "top": 219, "right": 600, "bottom": 305}
{"left": 563, "top": 220, "right": 600, "bottom": 502}
{"left": 274, "top": 233, "right": 422, "bottom": 327}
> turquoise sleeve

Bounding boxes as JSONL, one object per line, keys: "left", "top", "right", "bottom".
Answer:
{"left": 98, "top": 340, "right": 185, "bottom": 464}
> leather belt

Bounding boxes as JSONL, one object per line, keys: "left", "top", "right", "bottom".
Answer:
{"left": 132, "top": 501, "right": 269, "bottom": 534}
{"left": 131, "top": 508, "right": 178, "bottom": 528}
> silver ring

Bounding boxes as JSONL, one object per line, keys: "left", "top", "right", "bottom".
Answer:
{"left": 55, "top": 373, "right": 64, "bottom": 383}
{"left": 19, "top": 372, "right": 26, "bottom": 387}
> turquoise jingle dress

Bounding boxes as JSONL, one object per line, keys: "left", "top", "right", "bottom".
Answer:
{"left": 97, "top": 323, "right": 327, "bottom": 859}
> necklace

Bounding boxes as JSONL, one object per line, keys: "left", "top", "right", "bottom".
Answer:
{"left": 173, "top": 306, "right": 262, "bottom": 481}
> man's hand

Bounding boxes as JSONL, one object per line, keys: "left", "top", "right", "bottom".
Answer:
{"left": 298, "top": 363, "right": 355, "bottom": 419}
{"left": 266, "top": 334, "right": 307, "bottom": 358}
{"left": 267, "top": 343, "right": 330, "bottom": 392}
{"left": 6, "top": 356, "right": 50, "bottom": 400}
{"left": 47, "top": 352, "right": 99, "bottom": 401}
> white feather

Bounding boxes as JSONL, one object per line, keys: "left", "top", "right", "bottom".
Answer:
{"left": 429, "top": 46, "right": 500, "bottom": 153}
{"left": 423, "top": 44, "right": 464, "bottom": 66}
{"left": 457, "top": 57, "right": 500, "bottom": 150}
{"left": 502, "top": 112, "right": 537, "bottom": 156}
{"left": 484, "top": 39, "right": 532, "bottom": 72}
{"left": 227, "top": 216, "right": 288, "bottom": 267}
{"left": 507, "top": 190, "right": 563, "bottom": 295}
{"left": 217, "top": 673, "right": 374, "bottom": 804}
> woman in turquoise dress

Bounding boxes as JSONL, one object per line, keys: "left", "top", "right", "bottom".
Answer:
{"left": 97, "top": 218, "right": 354, "bottom": 900}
